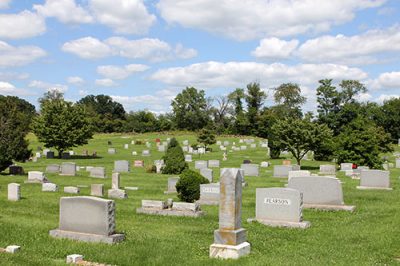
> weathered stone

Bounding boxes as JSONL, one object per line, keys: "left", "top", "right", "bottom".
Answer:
{"left": 46, "top": 164, "right": 60, "bottom": 173}
{"left": 108, "top": 148, "right": 116, "bottom": 154}
{"left": 200, "top": 168, "right": 213, "bottom": 182}
{"left": 60, "top": 162, "right": 76, "bottom": 176}
{"left": 288, "top": 176, "right": 355, "bottom": 211}
{"left": 172, "top": 202, "right": 200, "bottom": 212}
{"left": 8, "top": 183, "right": 20, "bottom": 201}
{"left": 108, "top": 189, "right": 127, "bottom": 199}
{"left": 357, "top": 170, "right": 392, "bottom": 190}
{"left": 46, "top": 151, "right": 55, "bottom": 159}
{"left": 240, "top": 146, "right": 247, "bottom": 150}
{"left": 66, "top": 254, "right": 83, "bottom": 264}
{"left": 124, "top": 144, "right": 129, "bottom": 149}
{"left": 142, "top": 150, "right": 150, "bottom": 156}
{"left": 27, "top": 171, "right": 47, "bottom": 183}
{"left": 134, "top": 160, "right": 144, "bottom": 167}
{"left": 195, "top": 160, "right": 208, "bottom": 169}
{"left": 165, "top": 177, "right": 179, "bottom": 194}
{"left": 198, "top": 183, "right": 220, "bottom": 205}
{"left": 340, "top": 163, "right": 353, "bottom": 171}
{"left": 273, "top": 165, "right": 301, "bottom": 178}
{"left": 89, "top": 167, "right": 106, "bottom": 178}
{"left": 111, "top": 172, "right": 120, "bottom": 189}
{"left": 64, "top": 186, "right": 79, "bottom": 194}
{"left": 114, "top": 160, "right": 130, "bottom": 173}
{"left": 208, "top": 160, "right": 220, "bottom": 168}
{"left": 260, "top": 161, "right": 269, "bottom": 168}
{"left": 49, "top": 196, "right": 124, "bottom": 244}
{"left": 396, "top": 158, "right": 400, "bottom": 168}
{"left": 319, "top": 165, "right": 336, "bottom": 175}
{"left": 91, "top": 184, "right": 104, "bottom": 197}
{"left": 288, "top": 170, "right": 311, "bottom": 178}
{"left": 185, "top": 154, "right": 192, "bottom": 162}
{"left": 42, "top": 183, "right": 58, "bottom": 192}
{"left": 240, "top": 164, "right": 259, "bottom": 177}
{"left": 141, "top": 200, "right": 167, "bottom": 209}
{"left": 158, "top": 145, "right": 166, "bottom": 152}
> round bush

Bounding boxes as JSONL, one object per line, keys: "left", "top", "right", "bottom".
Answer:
{"left": 176, "top": 169, "right": 209, "bottom": 203}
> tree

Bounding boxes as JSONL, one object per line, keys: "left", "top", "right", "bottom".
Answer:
{"left": 335, "top": 118, "right": 392, "bottom": 168}
{"left": 176, "top": 169, "right": 209, "bottom": 203}
{"left": 171, "top": 87, "right": 210, "bottom": 130}
{"left": 162, "top": 138, "right": 187, "bottom": 174}
{"left": 273, "top": 83, "right": 306, "bottom": 119}
{"left": 0, "top": 96, "right": 32, "bottom": 172}
{"left": 245, "top": 82, "right": 266, "bottom": 134}
{"left": 197, "top": 129, "right": 216, "bottom": 150}
{"left": 124, "top": 111, "right": 159, "bottom": 133}
{"left": 339, "top": 80, "right": 366, "bottom": 104}
{"left": 211, "top": 95, "right": 233, "bottom": 133}
{"left": 33, "top": 96, "right": 93, "bottom": 157}
{"left": 376, "top": 97, "right": 400, "bottom": 142}
{"left": 271, "top": 118, "right": 333, "bottom": 165}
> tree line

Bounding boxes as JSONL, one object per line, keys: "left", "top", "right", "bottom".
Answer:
{"left": 1, "top": 79, "right": 399, "bottom": 171}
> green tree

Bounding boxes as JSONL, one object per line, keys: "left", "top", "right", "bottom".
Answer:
{"left": 335, "top": 118, "right": 392, "bottom": 168}
{"left": 271, "top": 118, "right": 333, "bottom": 165}
{"left": 124, "top": 111, "right": 159, "bottom": 133}
{"left": 273, "top": 83, "right": 306, "bottom": 119}
{"left": 197, "top": 129, "right": 216, "bottom": 150}
{"left": 0, "top": 96, "right": 32, "bottom": 172}
{"left": 376, "top": 97, "right": 400, "bottom": 142}
{"left": 171, "top": 87, "right": 210, "bottom": 130}
{"left": 245, "top": 82, "right": 266, "bottom": 134}
{"left": 162, "top": 138, "right": 187, "bottom": 174}
{"left": 176, "top": 169, "right": 209, "bottom": 202}
{"left": 33, "top": 96, "right": 93, "bottom": 157}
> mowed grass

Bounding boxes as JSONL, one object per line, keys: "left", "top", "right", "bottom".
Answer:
{"left": 0, "top": 132, "right": 400, "bottom": 266}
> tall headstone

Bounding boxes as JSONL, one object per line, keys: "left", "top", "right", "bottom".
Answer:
{"left": 248, "top": 188, "right": 310, "bottom": 229}
{"left": 357, "top": 170, "right": 392, "bottom": 190}
{"left": 8, "top": 183, "right": 20, "bottom": 201}
{"left": 91, "top": 184, "right": 104, "bottom": 197}
{"left": 200, "top": 168, "right": 213, "bottom": 182}
{"left": 396, "top": 158, "right": 400, "bottom": 169}
{"left": 49, "top": 196, "right": 124, "bottom": 244}
{"left": 210, "top": 169, "right": 250, "bottom": 259}
{"left": 108, "top": 173, "right": 127, "bottom": 199}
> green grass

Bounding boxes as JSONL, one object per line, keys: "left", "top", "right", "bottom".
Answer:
{"left": 0, "top": 132, "right": 400, "bottom": 265}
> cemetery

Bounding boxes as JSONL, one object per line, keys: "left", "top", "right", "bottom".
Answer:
{"left": 0, "top": 132, "right": 399, "bottom": 265}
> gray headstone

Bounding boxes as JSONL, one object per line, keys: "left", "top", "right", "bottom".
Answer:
{"left": 288, "top": 170, "right": 311, "bottom": 178}
{"left": 91, "top": 184, "right": 104, "bottom": 197}
{"left": 89, "top": 167, "right": 106, "bottom": 178}
{"left": 185, "top": 154, "right": 192, "bottom": 162}
{"left": 108, "top": 148, "right": 116, "bottom": 154}
{"left": 340, "top": 163, "right": 353, "bottom": 171}
{"left": 142, "top": 150, "right": 150, "bottom": 156}
{"left": 359, "top": 170, "right": 391, "bottom": 189}
{"left": 273, "top": 165, "right": 301, "bottom": 178}
{"left": 46, "top": 164, "right": 60, "bottom": 173}
{"left": 195, "top": 160, "right": 208, "bottom": 169}
{"left": 27, "top": 171, "right": 47, "bottom": 183}
{"left": 166, "top": 177, "right": 179, "bottom": 193}
{"left": 64, "top": 186, "right": 79, "bottom": 194}
{"left": 112, "top": 172, "right": 120, "bottom": 189}
{"left": 396, "top": 158, "right": 400, "bottom": 168}
{"left": 114, "top": 160, "right": 130, "bottom": 173}
{"left": 198, "top": 183, "right": 220, "bottom": 204}
{"left": 8, "top": 183, "right": 20, "bottom": 201}
{"left": 208, "top": 160, "right": 220, "bottom": 168}
{"left": 319, "top": 165, "right": 336, "bottom": 175}
{"left": 158, "top": 145, "right": 165, "bottom": 152}
{"left": 240, "top": 164, "right": 259, "bottom": 176}
{"left": 200, "top": 168, "right": 213, "bottom": 182}
{"left": 60, "top": 162, "right": 76, "bottom": 176}
{"left": 42, "top": 183, "right": 58, "bottom": 192}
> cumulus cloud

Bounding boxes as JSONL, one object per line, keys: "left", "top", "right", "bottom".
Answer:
{"left": 297, "top": 25, "right": 400, "bottom": 64}
{"left": 157, "top": 0, "right": 385, "bottom": 41}
{"left": 252, "top": 37, "right": 299, "bottom": 60}
{"left": 95, "top": 78, "right": 118, "bottom": 87}
{"left": 0, "top": 10, "right": 46, "bottom": 39}
{"left": 0, "top": 41, "right": 46, "bottom": 67}
{"left": 97, "top": 64, "right": 149, "bottom": 80}
{"left": 67, "top": 76, "right": 85, "bottom": 86}
{"left": 29, "top": 80, "right": 68, "bottom": 92}
{"left": 89, "top": 0, "right": 156, "bottom": 35}
{"left": 375, "top": 71, "right": 400, "bottom": 88}
{"left": 377, "top": 94, "right": 399, "bottom": 103}
{"left": 34, "top": 0, "right": 93, "bottom": 24}
{"left": 62, "top": 36, "right": 197, "bottom": 61}
{"left": 0, "top": 81, "right": 36, "bottom": 96}
{"left": 0, "top": 0, "right": 12, "bottom": 9}
{"left": 0, "top": 72, "right": 29, "bottom": 81}
{"left": 149, "top": 61, "right": 367, "bottom": 89}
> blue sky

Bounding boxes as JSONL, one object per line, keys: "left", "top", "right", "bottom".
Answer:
{"left": 0, "top": 0, "right": 399, "bottom": 113}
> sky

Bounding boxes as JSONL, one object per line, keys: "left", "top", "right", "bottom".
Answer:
{"left": 0, "top": 0, "right": 399, "bottom": 113}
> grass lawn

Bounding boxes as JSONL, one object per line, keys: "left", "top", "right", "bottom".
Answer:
{"left": 0, "top": 132, "right": 399, "bottom": 265}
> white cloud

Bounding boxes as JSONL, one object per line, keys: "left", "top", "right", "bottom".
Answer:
{"left": 157, "top": 0, "right": 385, "bottom": 41}
{"left": 89, "top": 0, "right": 156, "bottom": 35}
{"left": 62, "top": 36, "right": 197, "bottom": 61}
{"left": 0, "top": 81, "right": 36, "bottom": 96}
{"left": 377, "top": 94, "right": 399, "bottom": 103}
{"left": 150, "top": 61, "right": 367, "bottom": 89}
{"left": 252, "top": 37, "right": 299, "bottom": 59}
{"left": 0, "top": 10, "right": 46, "bottom": 39}
{"left": 95, "top": 78, "right": 118, "bottom": 87}
{"left": 29, "top": 80, "right": 68, "bottom": 92}
{"left": 67, "top": 76, "right": 85, "bottom": 86}
{"left": 376, "top": 71, "right": 400, "bottom": 88}
{"left": 297, "top": 26, "right": 400, "bottom": 64}
{"left": 78, "top": 89, "right": 88, "bottom": 96}
{"left": 0, "top": 72, "right": 29, "bottom": 80}
{"left": 62, "top": 37, "right": 112, "bottom": 59}
{"left": 97, "top": 64, "right": 149, "bottom": 80}
{"left": 34, "top": 0, "right": 93, "bottom": 24}
{"left": 0, "top": 41, "right": 46, "bottom": 67}
{"left": 0, "top": 0, "right": 12, "bottom": 9}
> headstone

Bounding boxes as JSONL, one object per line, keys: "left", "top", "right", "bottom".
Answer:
{"left": 240, "top": 164, "right": 259, "bottom": 177}
{"left": 221, "top": 168, "right": 245, "bottom": 184}
{"left": 158, "top": 145, "right": 166, "bottom": 152}
{"left": 198, "top": 147, "right": 206, "bottom": 154}
{"left": 8, "top": 183, "right": 20, "bottom": 201}
{"left": 91, "top": 184, "right": 104, "bottom": 197}
{"left": 183, "top": 140, "right": 189, "bottom": 146}
{"left": 108, "top": 148, "right": 116, "bottom": 154}
{"left": 131, "top": 151, "right": 137, "bottom": 156}
{"left": 89, "top": 167, "right": 106, "bottom": 178}
{"left": 396, "top": 158, "right": 400, "bottom": 168}
{"left": 108, "top": 173, "right": 127, "bottom": 199}
{"left": 46, "top": 164, "right": 60, "bottom": 173}
{"left": 185, "top": 154, "right": 192, "bottom": 162}
{"left": 146, "top": 142, "right": 152, "bottom": 148}
{"left": 64, "top": 186, "right": 79, "bottom": 194}
{"left": 288, "top": 170, "right": 311, "bottom": 178}
{"left": 357, "top": 170, "right": 392, "bottom": 190}
{"left": 240, "top": 145, "right": 247, "bottom": 150}
{"left": 319, "top": 165, "right": 336, "bottom": 175}
{"left": 134, "top": 160, "right": 144, "bottom": 167}
{"left": 114, "top": 160, "right": 130, "bottom": 173}
{"left": 165, "top": 177, "right": 179, "bottom": 194}
{"left": 288, "top": 176, "right": 355, "bottom": 211}
{"left": 195, "top": 160, "right": 208, "bottom": 169}
{"left": 43, "top": 148, "right": 50, "bottom": 156}
{"left": 124, "top": 144, "right": 129, "bottom": 149}
{"left": 61, "top": 152, "right": 70, "bottom": 159}
{"left": 42, "top": 183, "right": 58, "bottom": 192}
{"left": 200, "top": 168, "right": 213, "bottom": 182}
{"left": 198, "top": 183, "right": 220, "bottom": 205}
{"left": 27, "top": 171, "right": 47, "bottom": 183}
{"left": 282, "top": 160, "right": 291, "bottom": 166}
{"left": 66, "top": 254, "right": 84, "bottom": 264}
{"left": 250, "top": 144, "right": 256, "bottom": 148}
{"left": 208, "top": 160, "right": 220, "bottom": 168}
{"left": 260, "top": 161, "right": 269, "bottom": 168}
{"left": 46, "top": 151, "right": 55, "bottom": 159}
{"left": 111, "top": 173, "right": 120, "bottom": 189}
{"left": 210, "top": 168, "right": 250, "bottom": 259}
{"left": 60, "top": 162, "right": 76, "bottom": 176}
{"left": 248, "top": 188, "right": 310, "bottom": 229}
{"left": 49, "top": 196, "right": 124, "bottom": 244}
{"left": 69, "top": 151, "right": 74, "bottom": 156}
{"left": 340, "top": 163, "right": 353, "bottom": 171}
{"left": 273, "top": 165, "right": 300, "bottom": 178}
{"left": 223, "top": 141, "right": 230, "bottom": 146}
{"left": 182, "top": 146, "right": 189, "bottom": 152}
{"left": 141, "top": 200, "right": 167, "bottom": 210}
{"left": 35, "top": 152, "right": 41, "bottom": 158}
{"left": 5, "top": 245, "right": 20, "bottom": 254}
{"left": 142, "top": 150, "right": 150, "bottom": 156}
{"left": 9, "top": 165, "right": 24, "bottom": 175}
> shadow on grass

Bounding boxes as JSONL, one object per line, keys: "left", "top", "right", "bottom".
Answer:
{"left": 47, "top": 155, "right": 103, "bottom": 160}
{"left": 300, "top": 165, "right": 320, "bottom": 170}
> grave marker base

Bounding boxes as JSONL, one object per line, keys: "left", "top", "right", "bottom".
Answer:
{"left": 303, "top": 203, "right": 356, "bottom": 212}
{"left": 136, "top": 208, "right": 204, "bottom": 217}
{"left": 196, "top": 199, "right": 219, "bottom": 206}
{"left": 247, "top": 218, "right": 310, "bottom": 229}
{"left": 49, "top": 229, "right": 124, "bottom": 244}
{"left": 356, "top": 186, "right": 392, "bottom": 191}
{"left": 209, "top": 242, "right": 250, "bottom": 259}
